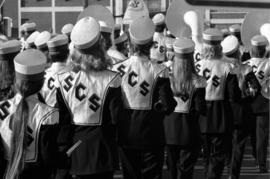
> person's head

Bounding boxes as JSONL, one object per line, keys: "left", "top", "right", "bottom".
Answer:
{"left": 250, "top": 35, "right": 268, "bottom": 58}
{"left": 170, "top": 38, "right": 196, "bottom": 96}
{"left": 69, "top": 17, "right": 111, "bottom": 73}
{"left": 221, "top": 35, "right": 240, "bottom": 62}
{"left": 152, "top": 13, "right": 166, "bottom": 33}
{"left": 47, "top": 34, "right": 69, "bottom": 63}
{"left": 5, "top": 49, "right": 46, "bottom": 179}
{"left": 61, "top": 23, "right": 74, "bottom": 43}
{"left": 202, "top": 28, "right": 223, "bottom": 60}
{"left": 115, "top": 32, "right": 130, "bottom": 57}
{"left": 20, "top": 22, "right": 36, "bottom": 39}
{"left": 229, "top": 24, "right": 242, "bottom": 44}
{"left": 0, "top": 40, "right": 21, "bottom": 100}
{"left": 129, "top": 17, "right": 155, "bottom": 57}
{"left": 34, "top": 31, "right": 51, "bottom": 58}
{"left": 25, "top": 31, "right": 40, "bottom": 49}
{"left": 99, "top": 21, "right": 113, "bottom": 50}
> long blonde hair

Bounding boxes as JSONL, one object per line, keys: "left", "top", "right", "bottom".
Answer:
{"left": 170, "top": 53, "right": 198, "bottom": 96}
{"left": 5, "top": 78, "right": 44, "bottom": 179}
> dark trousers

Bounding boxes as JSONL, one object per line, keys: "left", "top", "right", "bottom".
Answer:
{"left": 120, "top": 147, "right": 164, "bottom": 179}
{"left": 229, "top": 128, "right": 248, "bottom": 179}
{"left": 202, "top": 134, "right": 230, "bottom": 179}
{"left": 166, "top": 145, "right": 199, "bottom": 179}
{"left": 74, "top": 172, "right": 113, "bottom": 179}
{"left": 255, "top": 114, "right": 269, "bottom": 168}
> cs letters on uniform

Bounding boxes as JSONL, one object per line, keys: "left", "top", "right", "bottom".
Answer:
{"left": 128, "top": 71, "right": 150, "bottom": 96}
{"left": 0, "top": 101, "right": 10, "bottom": 121}
{"left": 63, "top": 76, "right": 101, "bottom": 112}
{"left": 47, "top": 77, "right": 55, "bottom": 90}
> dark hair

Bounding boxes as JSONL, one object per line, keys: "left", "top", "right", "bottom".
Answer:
{"left": 0, "top": 53, "right": 17, "bottom": 101}
{"left": 101, "top": 32, "right": 112, "bottom": 50}
{"left": 250, "top": 45, "right": 267, "bottom": 58}
{"left": 116, "top": 41, "right": 130, "bottom": 57}
{"left": 155, "top": 24, "right": 166, "bottom": 33}
{"left": 48, "top": 45, "right": 69, "bottom": 63}
{"left": 130, "top": 40, "right": 153, "bottom": 57}
{"left": 5, "top": 77, "right": 44, "bottom": 179}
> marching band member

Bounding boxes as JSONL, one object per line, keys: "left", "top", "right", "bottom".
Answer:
{"left": 113, "top": 17, "right": 176, "bottom": 179}
{"left": 57, "top": 16, "right": 123, "bottom": 179}
{"left": 25, "top": 31, "right": 40, "bottom": 49}
{"left": 245, "top": 35, "right": 270, "bottom": 173}
{"left": 40, "top": 34, "right": 69, "bottom": 108}
{"left": 150, "top": 13, "right": 167, "bottom": 63}
{"left": 164, "top": 38, "right": 207, "bottom": 179}
{"left": 196, "top": 28, "right": 241, "bottom": 179}
{"left": 222, "top": 35, "right": 261, "bottom": 178}
{"left": 0, "top": 49, "right": 65, "bottom": 179}
{"left": 20, "top": 22, "right": 36, "bottom": 51}
{"left": 0, "top": 40, "right": 21, "bottom": 177}
{"left": 61, "top": 23, "right": 74, "bottom": 43}
{"left": 0, "top": 40, "right": 21, "bottom": 101}
{"left": 114, "top": 32, "right": 129, "bottom": 59}
{"left": 229, "top": 24, "right": 250, "bottom": 62}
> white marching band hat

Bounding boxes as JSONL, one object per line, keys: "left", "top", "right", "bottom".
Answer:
{"left": 61, "top": 23, "right": 74, "bottom": 36}
{"left": 152, "top": 13, "right": 165, "bottom": 26}
{"left": 26, "top": 31, "right": 40, "bottom": 47}
{"left": 21, "top": 22, "right": 36, "bottom": 32}
{"left": 129, "top": 17, "right": 154, "bottom": 45}
{"left": 14, "top": 49, "right": 46, "bottom": 80}
{"left": 221, "top": 35, "right": 239, "bottom": 55}
{"left": 203, "top": 28, "right": 223, "bottom": 44}
{"left": 71, "top": 17, "right": 101, "bottom": 50}
{"left": 173, "top": 38, "right": 195, "bottom": 54}
{"left": 34, "top": 31, "right": 51, "bottom": 49}
{"left": 0, "top": 40, "right": 21, "bottom": 55}
{"left": 251, "top": 35, "right": 268, "bottom": 46}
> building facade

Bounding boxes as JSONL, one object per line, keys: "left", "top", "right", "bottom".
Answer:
{"left": 3, "top": 0, "right": 172, "bottom": 37}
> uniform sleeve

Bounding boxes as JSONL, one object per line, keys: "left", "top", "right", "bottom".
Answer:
{"left": 225, "top": 74, "right": 242, "bottom": 102}
{"left": 194, "top": 88, "right": 207, "bottom": 116}
{"left": 245, "top": 71, "right": 261, "bottom": 97}
{"left": 0, "top": 136, "right": 7, "bottom": 178}
{"left": 106, "top": 74, "right": 124, "bottom": 125}
{"left": 55, "top": 88, "right": 73, "bottom": 168}
{"left": 155, "top": 77, "right": 177, "bottom": 115}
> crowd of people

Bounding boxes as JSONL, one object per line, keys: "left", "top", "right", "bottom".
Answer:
{"left": 0, "top": 2, "right": 269, "bottom": 179}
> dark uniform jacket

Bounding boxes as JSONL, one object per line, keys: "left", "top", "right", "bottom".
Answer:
{"left": 57, "top": 69, "right": 123, "bottom": 175}
{"left": 164, "top": 75, "right": 207, "bottom": 147}
{"left": 113, "top": 55, "right": 177, "bottom": 149}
